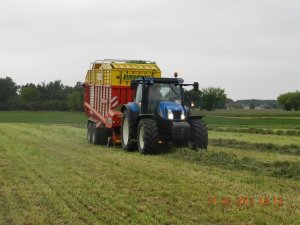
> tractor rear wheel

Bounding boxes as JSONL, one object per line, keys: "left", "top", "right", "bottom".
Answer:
{"left": 137, "top": 118, "right": 159, "bottom": 154}
{"left": 121, "top": 111, "right": 136, "bottom": 151}
{"left": 188, "top": 119, "right": 208, "bottom": 150}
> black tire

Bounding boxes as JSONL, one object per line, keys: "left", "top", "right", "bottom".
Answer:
{"left": 92, "top": 124, "right": 110, "bottom": 145}
{"left": 137, "top": 119, "right": 160, "bottom": 154}
{"left": 121, "top": 110, "right": 137, "bottom": 151}
{"left": 87, "top": 122, "right": 93, "bottom": 143}
{"left": 188, "top": 119, "right": 208, "bottom": 150}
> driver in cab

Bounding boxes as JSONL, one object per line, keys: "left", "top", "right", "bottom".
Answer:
{"left": 148, "top": 85, "right": 162, "bottom": 113}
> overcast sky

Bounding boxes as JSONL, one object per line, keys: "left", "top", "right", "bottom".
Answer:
{"left": 0, "top": 0, "right": 299, "bottom": 100}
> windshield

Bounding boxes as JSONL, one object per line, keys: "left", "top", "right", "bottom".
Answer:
{"left": 149, "top": 83, "right": 182, "bottom": 104}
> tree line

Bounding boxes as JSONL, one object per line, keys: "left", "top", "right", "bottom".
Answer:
{"left": 1, "top": 76, "right": 229, "bottom": 111}
{"left": 185, "top": 89, "right": 300, "bottom": 111}
{"left": 2, "top": 76, "right": 298, "bottom": 111}
{"left": 0, "top": 77, "right": 83, "bottom": 111}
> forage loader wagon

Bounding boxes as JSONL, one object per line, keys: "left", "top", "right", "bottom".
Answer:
{"left": 83, "top": 59, "right": 208, "bottom": 154}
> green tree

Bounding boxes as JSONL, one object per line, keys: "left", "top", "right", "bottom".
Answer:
{"left": 68, "top": 91, "right": 83, "bottom": 111}
{"left": 201, "top": 87, "right": 227, "bottom": 111}
{"left": 20, "top": 86, "right": 40, "bottom": 110}
{"left": 37, "top": 82, "right": 49, "bottom": 101}
{"left": 46, "top": 80, "right": 65, "bottom": 100}
{"left": 20, "top": 85, "right": 40, "bottom": 102}
{"left": 0, "top": 77, "right": 18, "bottom": 103}
{"left": 278, "top": 91, "right": 300, "bottom": 111}
{"left": 68, "top": 82, "right": 84, "bottom": 111}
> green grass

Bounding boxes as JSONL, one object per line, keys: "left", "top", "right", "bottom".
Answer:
{"left": 0, "top": 110, "right": 300, "bottom": 224}
{"left": 193, "top": 109, "right": 300, "bottom": 128}
{"left": 1, "top": 123, "right": 300, "bottom": 224}
{"left": 0, "top": 111, "right": 86, "bottom": 125}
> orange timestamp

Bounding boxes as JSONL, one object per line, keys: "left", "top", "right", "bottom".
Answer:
{"left": 208, "top": 196, "right": 283, "bottom": 207}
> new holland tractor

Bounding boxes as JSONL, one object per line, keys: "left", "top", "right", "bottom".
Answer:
{"left": 121, "top": 76, "right": 208, "bottom": 154}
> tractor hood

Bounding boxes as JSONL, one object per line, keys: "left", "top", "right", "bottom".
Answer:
{"left": 157, "top": 101, "right": 185, "bottom": 120}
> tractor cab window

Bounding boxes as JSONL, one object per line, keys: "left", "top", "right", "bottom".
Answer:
{"left": 148, "top": 83, "right": 182, "bottom": 112}
{"left": 159, "top": 84, "right": 181, "bottom": 104}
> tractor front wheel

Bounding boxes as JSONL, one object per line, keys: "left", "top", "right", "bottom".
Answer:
{"left": 137, "top": 119, "right": 159, "bottom": 154}
{"left": 188, "top": 119, "right": 208, "bottom": 150}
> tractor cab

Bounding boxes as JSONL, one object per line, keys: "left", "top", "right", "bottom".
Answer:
{"left": 133, "top": 78, "right": 185, "bottom": 116}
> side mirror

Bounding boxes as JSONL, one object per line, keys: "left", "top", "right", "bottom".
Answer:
{"left": 193, "top": 82, "right": 199, "bottom": 91}
{"left": 130, "top": 80, "right": 138, "bottom": 89}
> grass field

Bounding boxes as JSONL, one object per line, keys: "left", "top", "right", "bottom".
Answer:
{"left": 0, "top": 110, "right": 300, "bottom": 225}
{"left": 0, "top": 111, "right": 86, "bottom": 125}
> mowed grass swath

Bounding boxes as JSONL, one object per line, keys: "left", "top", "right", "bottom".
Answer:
{"left": 0, "top": 110, "right": 300, "bottom": 225}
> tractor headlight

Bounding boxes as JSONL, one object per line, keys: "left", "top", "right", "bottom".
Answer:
{"left": 181, "top": 110, "right": 185, "bottom": 120}
{"left": 167, "top": 109, "right": 174, "bottom": 120}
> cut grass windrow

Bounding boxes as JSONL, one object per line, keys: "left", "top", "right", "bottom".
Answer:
{"left": 209, "top": 138, "right": 300, "bottom": 156}
{"left": 203, "top": 115, "right": 300, "bottom": 128}
{"left": 209, "top": 126, "right": 300, "bottom": 136}
{"left": 209, "top": 130, "right": 300, "bottom": 146}
{"left": 165, "top": 149, "right": 300, "bottom": 180}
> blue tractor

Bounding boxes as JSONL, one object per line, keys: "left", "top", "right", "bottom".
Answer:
{"left": 120, "top": 76, "right": 208, "bottom": 154}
